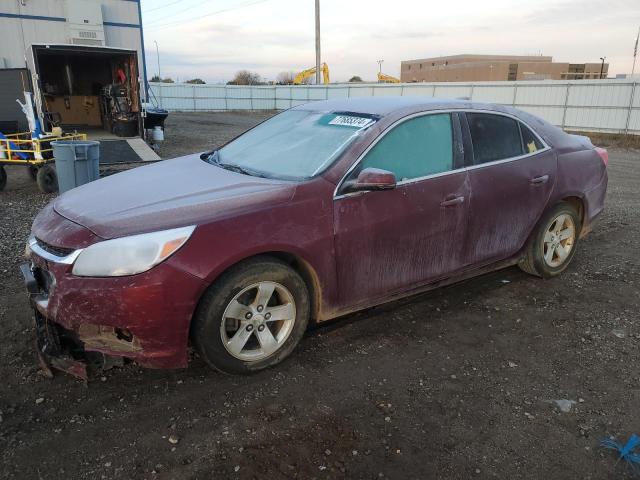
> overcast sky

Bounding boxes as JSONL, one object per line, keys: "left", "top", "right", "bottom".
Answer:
{"left": 141, "top": 0, "right": 640, "bottom": 83}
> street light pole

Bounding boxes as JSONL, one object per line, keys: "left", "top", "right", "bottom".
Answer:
{"left": 600, "top": 56, "right": 606, "bottom": 79}
{"left": 315, "top": 0, "right": 321, "bottom": 84}
{"left": 154, "top": 40, "right": 161, "bottom": 81}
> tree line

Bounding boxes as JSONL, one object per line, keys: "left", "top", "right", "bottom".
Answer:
{"left": 150, "top": 71, "right": 365, "bottom": 85}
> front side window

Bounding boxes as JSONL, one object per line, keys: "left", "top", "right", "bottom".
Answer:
{"left": 216, "top": 110, "right": 376, "bottom": 180}
{"left": 358, "top": 113, "right": 453, "bottom": 181}
{"left": 466, "top": 113, "right": 523, "bottom": 164}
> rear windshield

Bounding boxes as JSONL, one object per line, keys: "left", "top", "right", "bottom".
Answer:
{"left": 217, "top": 110, "right": 376, "bottom": 180}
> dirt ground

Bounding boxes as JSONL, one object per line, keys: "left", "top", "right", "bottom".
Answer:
{"left": 1, "top": 112, "right": 639, "bottom": 480}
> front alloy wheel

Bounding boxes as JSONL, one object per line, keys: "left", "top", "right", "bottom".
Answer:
{"left": 220, "top": 281, "right": 296, "bottom": 361}
{"left": 192, "top": 256, "right": 310, "bottom": 374}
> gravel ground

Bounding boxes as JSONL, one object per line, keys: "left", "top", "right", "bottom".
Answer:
{"left": 1, "top": 112, "right": 639, "bottom": 479}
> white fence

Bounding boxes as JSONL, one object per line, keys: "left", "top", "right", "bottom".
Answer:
{"left": 148, "top": 80, "right": 640, "bottom": 135}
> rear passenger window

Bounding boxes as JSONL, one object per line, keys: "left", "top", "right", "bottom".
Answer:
{"left": 359, "top": 113, "right": 453, "bottom": 181}
{"left": 466, "top": 113, "right": 523, "bottom": 164}
{"left": 520, "top": 124, "right": 544, "bottom": 154}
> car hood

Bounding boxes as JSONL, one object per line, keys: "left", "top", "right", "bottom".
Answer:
{"left": 53, "top": 154, "right": 296, "bottom": 239}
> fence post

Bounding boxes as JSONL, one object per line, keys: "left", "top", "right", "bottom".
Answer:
{"left": 624, "top": 81, "right": 637, "bottom": 135}
{"left": 512, "top": 83, "right": 518, "bottom": 106}
{"left": 561, "top": 82, "right": 571, "bottom": 129}
{"left": 469, "top": 83, "right": 475, "bottom": 100}
{"left": 192, "top": 85, "right": 196, "bottom": 112}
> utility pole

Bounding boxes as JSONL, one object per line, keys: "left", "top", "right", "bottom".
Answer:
{"left": 154, "top": 40, "right": 161, "bottom": 80}
{"left": 600, "top": 57, "right": 606, "bottom": 79}
{"left": 632, "top": 26, "right": 639, "bottom": 76}
{"left": 315, "top": 0, "right": 321, "bottom": 84}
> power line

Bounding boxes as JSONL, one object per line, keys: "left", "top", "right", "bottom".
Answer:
{"left": 144, "top": 0, "right": 272, "bottom": 30}
{"left": 143, "top": 0, "right": 212, "bottom": 26}
{"left": 143, "top": 0, "right": 192, "bottom": 14}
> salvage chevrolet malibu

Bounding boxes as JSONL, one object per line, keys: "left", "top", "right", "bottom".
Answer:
{"left": 22, "top": 97, "right": 608, "bottom": 377}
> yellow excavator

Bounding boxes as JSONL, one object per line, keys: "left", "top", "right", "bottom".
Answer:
{"left": 377, "top": 72, "right": 401, "bottom": 83}
{"left": 293, "top": 63, "right": 330, "bottom": 85}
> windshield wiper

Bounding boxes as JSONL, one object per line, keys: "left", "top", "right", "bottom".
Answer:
{"left": 217, "top": 163, "right": 254, "bottom": 176}
{"left": 203, "top": 151, "right": 268, "bottom": 178}
{"left": 221, "top": 163, "right": 271, "bottom": 178}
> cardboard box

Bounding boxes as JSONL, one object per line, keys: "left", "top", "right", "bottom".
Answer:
{"left": 46, "top": 95, "right": 102, "bottom": 127}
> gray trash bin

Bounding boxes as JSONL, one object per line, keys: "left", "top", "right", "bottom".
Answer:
{"left": 51, "top": 140, "right": 100, "bottom": 193}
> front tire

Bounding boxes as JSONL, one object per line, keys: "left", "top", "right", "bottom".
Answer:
{"left": 192, "top": 256, "right": 310, "bottom": 374}
{"left": 519, "top": 202, "right": 581, "bottom": 278}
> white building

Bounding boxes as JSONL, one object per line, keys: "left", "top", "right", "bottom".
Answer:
{"left": 0, "top": 0, "right": 150, "bottom": 140}
{"left": 0, "top": 0, "right": 146, "bottom": 81}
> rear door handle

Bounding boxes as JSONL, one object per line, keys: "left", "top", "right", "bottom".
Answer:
{"left": 440, "top": 195, "right": 465, "bottom": 207}
{"left": 530, "top": 174, "right": 550, "bottom": 185}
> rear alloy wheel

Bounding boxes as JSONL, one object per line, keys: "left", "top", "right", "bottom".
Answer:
{"left": 36, "top": 165, "right": 58, "bottom": 193}
{"left": 542, "top": 213, "right": 576, "bottom": 268}
{"left": 192, "top": 256, "right": 309, "bottom": 374}
{"left": 519, "top": 202, "right": 581, "bottom": 278}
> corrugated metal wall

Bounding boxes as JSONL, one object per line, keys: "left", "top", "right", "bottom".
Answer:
{"left": 149, "top": 80, "right": 640, "bottom": 135}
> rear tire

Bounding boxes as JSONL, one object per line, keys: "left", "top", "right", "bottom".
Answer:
{"left": 192, "top": 256, "right": 310, "bottom": 374}
{"left": 519, "top": 202, "right": 581, "bottom": 278}
{"left": 0, "top": 166, "right": 6, "bottom": 191}
{"left": 36, "top": 165, "right": 58, "bottom": 193}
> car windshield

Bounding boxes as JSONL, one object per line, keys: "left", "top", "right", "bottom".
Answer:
{"left": 215, "top": 110, "right": 376, "bottom": 180}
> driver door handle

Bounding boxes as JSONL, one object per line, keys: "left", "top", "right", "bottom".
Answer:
{"left": 440, "top": 195, "right": 465, "bottom": 207}
{"left": 530, "top": 174, "right": 550, "bottom": 185}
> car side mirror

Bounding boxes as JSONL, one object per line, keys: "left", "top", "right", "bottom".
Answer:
{"left": 342, "top": 168, "right": 397, "bottom": 194}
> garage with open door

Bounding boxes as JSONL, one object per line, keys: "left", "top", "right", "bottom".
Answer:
{"left": 32, "top": 44, "right": 142, "bottom": 140}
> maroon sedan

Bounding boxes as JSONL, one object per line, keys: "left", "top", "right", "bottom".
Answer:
{"left": 22, "top": 97, "right": 608, "bottom": 376}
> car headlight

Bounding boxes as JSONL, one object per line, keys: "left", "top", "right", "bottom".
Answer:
{"left": 72, "top": 226, "right": 196, "bottom": 277}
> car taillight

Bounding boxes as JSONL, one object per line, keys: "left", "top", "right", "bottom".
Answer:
{"left": 595, "top": 147, "right": 608, "bottom": 167}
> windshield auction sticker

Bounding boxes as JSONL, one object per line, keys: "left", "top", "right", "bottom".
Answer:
{"left": 328, "top": 115, "right": 375, "bottom": 129}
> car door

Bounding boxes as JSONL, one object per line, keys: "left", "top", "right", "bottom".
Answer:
{"left": 462, "top": 112, "right": 557, "bottom": 265}
{"left": 333, "top": 112, "right": 470, "bottom": 307}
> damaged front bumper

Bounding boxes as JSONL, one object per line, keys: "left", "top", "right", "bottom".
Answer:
{"left": 21, "top": 263, "right": 90, "bottom": 381}
{"left": 20, "top": 244, "right": 206, "bottom": 379}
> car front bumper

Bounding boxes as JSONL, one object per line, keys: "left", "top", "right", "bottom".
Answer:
{"left": 21, "top": 245, "right": 207, "bottom": 376}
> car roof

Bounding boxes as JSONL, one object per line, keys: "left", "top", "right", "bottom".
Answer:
{"left": 291, "top": 95, "right": 568, "bottom": 146}
{"left": 292, "top": 96, "right": 478, "bottom": 116}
